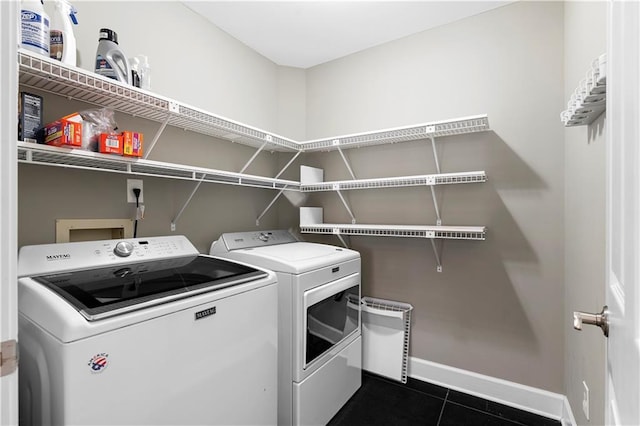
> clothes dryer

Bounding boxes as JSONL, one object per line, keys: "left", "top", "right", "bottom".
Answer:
{"left": 211, "top": 230, "right": 361, "bottom": 426}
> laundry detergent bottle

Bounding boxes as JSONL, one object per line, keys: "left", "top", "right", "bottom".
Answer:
{"left": 95, "top": 28, "right": 132, "bottom": 85}
{"left": 48, "top": 0, "right": 78, "bottom": 66}
{"left": 20, "top": 0, "right": 50, "bottom": 56}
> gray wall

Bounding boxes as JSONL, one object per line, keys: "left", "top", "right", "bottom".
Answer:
{"left": 18, "top": 0, "right": 598, "bottom": 405}
{"left": 563, "top": 2, "right": 606, "bottom": 425}
{"left": 19, "top": 1, "right": 301, "bottom": 253}
{"left": 303, "top": 1, "right": 566, "bottom": 393}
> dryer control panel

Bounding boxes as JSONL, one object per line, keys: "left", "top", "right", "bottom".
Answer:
{"left": 216, "top": 230, "right": 298, "bottom": 251}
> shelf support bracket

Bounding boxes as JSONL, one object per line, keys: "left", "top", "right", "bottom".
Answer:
{"left": 171, "top": 173, "right": 207, "bottom": 231}
{"left": 429, "top": 238, "right": 443, "bottom": 272}
{"left": 240, "top": 136, "right": 272, "bottom": 174}
{"left": 256, "top": 186, "right": 288, "bottom": 226}
{"left": 274, "top": 150, "right": 302, "bottom": 179}
{"left": 336, "top": 233, "right": 350, "bottom": 249}
{"left": 427, "top": 133, "right": 442, "bottom": 225}
{"left": 429, "top": 134, "right": 441, "bottom": 174}
{"left": 144, "top": 113, "right": 171, "bottom": 159}
{"left": 335, "top": 143, "right": 357, "bottom": 180}
{"left": 336, "top": 190, "right": 357, "bottom": 224}
{"left": 430, "top": 186, "right": 442, "bottom": 226}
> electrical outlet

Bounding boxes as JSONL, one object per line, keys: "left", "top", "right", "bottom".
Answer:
{"left": 127, "top": 179, "right": 144, "bottom": 203}
{"left": 582, "top": 381, "right": 590, "bottom": 420}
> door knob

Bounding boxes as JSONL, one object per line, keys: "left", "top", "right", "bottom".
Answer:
{"left": 573, "top": 305, "right": 609, "bottom": 337}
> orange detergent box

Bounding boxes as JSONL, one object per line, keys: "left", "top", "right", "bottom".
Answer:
{"left": 42, "top": 113, "right": 82, "bottom": 147}
{"left": 121, "top": 131, "right": 143, "bottom": 157}
{"left": 99, "top": 133, "right": 123, "bottom": 155}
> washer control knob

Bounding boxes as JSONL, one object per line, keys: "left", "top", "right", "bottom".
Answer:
{"left": 258, "top": 232, "right": 269, "bottom": 242}
{"left": 114, "top": 241, "right": 134, "bottom": 257}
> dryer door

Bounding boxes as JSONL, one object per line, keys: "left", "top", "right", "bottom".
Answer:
{"left": 301, "top": 273, "right": 360, "bottom": 372}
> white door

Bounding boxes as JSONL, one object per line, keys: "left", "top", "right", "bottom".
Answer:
{"left": 0, "top": 1, "right": 19, "bottom": 425}
{"left": 604, "top": 1, "right": 640, "bottom": 424}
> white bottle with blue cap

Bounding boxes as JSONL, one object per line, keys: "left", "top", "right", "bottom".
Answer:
{"left": 47, "top": 0, "right": 78, "bottom": 66}
{"left": 20, "top": 0, "right": 50, "bottom": 57}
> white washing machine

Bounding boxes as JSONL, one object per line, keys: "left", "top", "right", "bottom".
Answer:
{"left": 18, "top": 235, "right": 278, "bottom": 426}
{"left": 211, "top": 230, "right": 362, "bottom": 426}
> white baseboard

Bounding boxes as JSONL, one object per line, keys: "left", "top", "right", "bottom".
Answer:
{"left": 408, "top": 357, "right": 575, "bottom": 425}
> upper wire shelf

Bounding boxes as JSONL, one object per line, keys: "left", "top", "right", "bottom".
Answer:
{"left": 300, "top": 114, "right": 490, "bottom": 152}
{"left": 17, "top": 50, "right": 299, "bottom": 152}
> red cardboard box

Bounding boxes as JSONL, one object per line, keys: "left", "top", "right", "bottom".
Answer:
{"left": 43, "top": 113, "right": 82, "bottom": 147}
{"left": 122, "top": 131, "right": 143, "bottom": 157}
{"left": 99, "top": 133, "right": 123, "bottom": 155}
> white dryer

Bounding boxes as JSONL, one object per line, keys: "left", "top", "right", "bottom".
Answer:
{"left": 211, "top": 230, "right": 362, "bottom": 426}
{"left": 18, "top": 235, "right": 277, "bottom": 425}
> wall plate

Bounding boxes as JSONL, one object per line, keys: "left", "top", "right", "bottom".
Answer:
{"left": 127, "top": 179, "right": 143, "bottom": 203}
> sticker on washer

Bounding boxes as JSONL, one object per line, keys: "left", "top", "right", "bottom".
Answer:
{"left": 88, "top": 353, "right": 109, "bottom": 373}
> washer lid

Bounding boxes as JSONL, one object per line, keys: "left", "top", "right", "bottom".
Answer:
{"left": 31, "top": 255, "right": 267, "bottom": 321}
{"left": 231, "top": 242, "right": 359, "bottom": 273}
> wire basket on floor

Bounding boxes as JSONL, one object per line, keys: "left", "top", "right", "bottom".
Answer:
{"left": 361, "top": 297, "right": 413, "bottom": 384}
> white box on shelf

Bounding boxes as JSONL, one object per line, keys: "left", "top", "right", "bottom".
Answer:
{"left": 300, "top": 166, "right": 324, "bottom": 184}
{"left": 300, "top": 207, "right": 323, "bottom": 226}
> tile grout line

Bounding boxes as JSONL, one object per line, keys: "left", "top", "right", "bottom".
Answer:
{"left": 436, "top": 389, "right": 449, "bottom": 426}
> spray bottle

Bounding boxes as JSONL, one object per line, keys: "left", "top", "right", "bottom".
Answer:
{"left": 47, "top": 0, "right": 78, "bottom": 66}
{"left": 20, "top": 0, "right": 50, "bottom": 57}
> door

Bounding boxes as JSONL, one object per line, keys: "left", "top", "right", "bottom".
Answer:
{"left": 303, "top": 275, "right": 360, "bottom": 369}
{"left": 605, "top": 1, "right": 640, "bottom": 424}
{"left": 0, "top": 1, "right": 19, "bottom": 425}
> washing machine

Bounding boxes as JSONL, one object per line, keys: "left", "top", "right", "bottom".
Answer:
{"left": 18, "top": 235, "right": 278, "bottom": 425}
{"left": 210, "top": 229, "right": 362, "bottom": 426}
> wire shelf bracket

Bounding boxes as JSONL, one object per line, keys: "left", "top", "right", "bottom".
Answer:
{"left": 144, "top": 113, "right": 171, "bottom": 159}
{"left": 171, "top": 173, "right": 207, "bottom": 231}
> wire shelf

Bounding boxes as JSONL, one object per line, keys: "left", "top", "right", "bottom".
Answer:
{"left": 17, "top": 142, "right": 299, "bottom": 190}
{"left": 18, "top": 50, "right": 299, "bottom": 152}
{"left": 299, "top": 223, "right": 486, "bottom": 240}
{"left": 300, "top": 171, "right": 487, "bottom": 192}
{"left": 562, "top": 53, "right": 607, "bottom": 127}
{"left": 300, "top": 114, "right": 489, "bottom": 152}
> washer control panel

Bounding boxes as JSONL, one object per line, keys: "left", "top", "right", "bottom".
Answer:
{"left": 18, "top": 235, "right": 199, "bottom": 277}
{"left": 218, "top": 230, "right": 298, "bottom": 251}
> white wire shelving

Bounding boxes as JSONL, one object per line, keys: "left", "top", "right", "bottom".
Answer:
{"left": 17, "top": 142, "right": 299, "bottom": 190}
{"left": 300, "top": 206, "right": 486, "bottom": 272}
{"left": 17, "top": 49, "right": 491, "bottom": 246}
{"left": 299, "top": 207, "right": 486, "bottom": 241}
{"left": 300, "top": 170, "right": 487, "bottom": 192}
{"left": 300, "top": 114, "right": 489, "bottom": 152}
{"left": 299, "top": 223, "right": 487, "bottom": 241}
{"left": 297, "top": 115, "right": 489, "bottom": 272}
{"left": 18, "top": 49, "right": 299, "bottom": 152}
{"left": 561, "top": 53, "right": 607, "bottom": 127}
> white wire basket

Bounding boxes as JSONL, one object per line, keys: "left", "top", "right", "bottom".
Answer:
{"left": 361, "top": 297, "right": 413, "bottom": 384}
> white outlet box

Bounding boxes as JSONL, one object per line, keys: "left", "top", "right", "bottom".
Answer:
{"left": 127, "top": 179, "right": 144, "bottom": 203}
{"left": 582, "top": 380, "right": 590, "bottom": 420}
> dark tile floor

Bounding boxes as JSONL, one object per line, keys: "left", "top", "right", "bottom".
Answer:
{"left": 328, "top": 372, "right": 562, "bottom": 426}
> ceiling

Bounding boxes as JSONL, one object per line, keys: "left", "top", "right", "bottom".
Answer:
{"left": 182, "top": 1, "right": 513, "bottom": 69}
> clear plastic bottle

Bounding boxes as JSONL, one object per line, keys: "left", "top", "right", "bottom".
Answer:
{"left": 47, "top": 0, "right": 78, "bottom": 66}
{"left": 21, "top": 0, "right": 50, "bottom": 57}
{"left": 95, "top": 28, "right": 132, "bottom": 85}
{"left": 137, "top": 55, "right": 151, "bottom": 90}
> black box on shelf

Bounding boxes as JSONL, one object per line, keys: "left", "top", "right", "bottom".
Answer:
{"left": 18, "top": 92, "right": 43, "bottom": 143}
